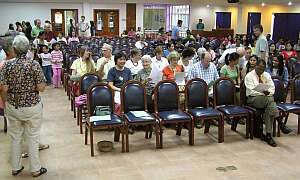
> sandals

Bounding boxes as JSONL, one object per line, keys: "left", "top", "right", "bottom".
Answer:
{"left": 32, "top": 167, "right": 47, "bottom": 177}
{"left": 12, "top": 166, "right": 24, "bottom": 176}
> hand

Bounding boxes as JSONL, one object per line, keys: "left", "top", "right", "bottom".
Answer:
{"left": 102, "top": 58, "right": 109, "bottom": 65}
{"left": 263, "top": 91, "right": 270, "bottom": 96}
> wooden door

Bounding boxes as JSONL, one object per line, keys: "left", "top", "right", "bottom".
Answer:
{"left": 94, "top": 9, "right": 119, "bottom": 36}
{"left": 126, "top": 3, "right": 136, "bottom": 31}
{"left": 51, "top": 9, "right": 65, "bottom": 36}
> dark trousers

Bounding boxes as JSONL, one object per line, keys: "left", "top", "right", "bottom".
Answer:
{"left": 42, "top": 65, "right": 52, "bottom": 85}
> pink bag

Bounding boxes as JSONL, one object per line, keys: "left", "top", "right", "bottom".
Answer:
{"left": 75, "top": 94, "right": 87, "bottom": 107}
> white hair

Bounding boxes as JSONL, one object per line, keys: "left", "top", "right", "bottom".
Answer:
{"left": 13, "top": 35, "right": 29, "bottom": 55}
{"left": 141, "top": 55, "right": 152, "bottom": 63}
{"left": 197, "top": 47, "right": 207, "bottom": 57}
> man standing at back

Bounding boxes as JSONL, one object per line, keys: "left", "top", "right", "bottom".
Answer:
{"left": 77, "top": 16, "right": 90, "bottom": 37}
{"left": 171, "top": 20, "right": 183, "bottom": 43}
{"left": 31, "top": 19, "right": 43, "bottom": 38}
{"left": 196, "top": 19, "right": 204, "bottom": 31}
{"left": 253, "top": 24, "right": 269, "bottom": 63}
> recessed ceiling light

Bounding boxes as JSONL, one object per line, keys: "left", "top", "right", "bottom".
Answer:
{"left": 288, "top": 1, "right": 292, "bottom": 6}
{"left": 261, "top": 2, "right": 265, "bottom": 6}
{"left": 206, "top": 4, "right": 210, "bottom": 8}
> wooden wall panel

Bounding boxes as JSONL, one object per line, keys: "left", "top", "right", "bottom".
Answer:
{"left": 126, "top": 3, "right": 136, "bottom": 31}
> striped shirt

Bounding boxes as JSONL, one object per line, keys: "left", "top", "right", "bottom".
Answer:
{"left": 51, "top": 50, "right": 63, "bottom": 68}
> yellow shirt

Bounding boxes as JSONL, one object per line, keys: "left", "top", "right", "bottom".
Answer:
{"left": 71, "top": 58, "right": 96, "bottom": 76}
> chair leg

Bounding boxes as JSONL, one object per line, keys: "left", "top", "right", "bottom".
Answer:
{"left": 176, "top": 123, "right": 182, "bottom": 136}
{"left": 204, "top": 120, "right": 210, "bottom": 134}
{"left": 90, "top": 126, "right": 94, "bottom": 157}
{"left": 125, "top": 126, "right": 129, "bottom": 152}
{"left": 145, "top": 125, "right": 149, "bottom": 139}
{"left": 273, "top": 118, "right": 276, "bottom": 137}
{"left": 246, "top": 117, "right": 249, "bottom": 139}
{"left": 4, "top": 117, "right": 7, "bottom": 133}
{"left": 189, "top": 120, "right": 194, "bottom": 145}
{"left": 231, "top": 117, "right": 238, "bottom": 131}
{"left": 159, "top": 123, "right": 163, "bottom": 149}
{"left": 114, "top": 128, "right": 120, "bottom": 142}
{"left": 73, "top": 103, "right": 76, "bottom": 118}
{"left": 149, "top": 125, "right": 153, "bottom": 139}
{"left": 122, "top": 126, "right": 126, "bottom": 153}
{"left": 283, "top": 112, "right": 289, "bottom": 125}
{"left": 71, "top": 98, "right": 74, "bottom": 111}
{"left": 79, "top": 108, "right": 83, "bottom": 134}
{"left": 218, "top": 116, "right": 224, "bottom": 143}
{"left": 298, "top": 114, "right": 300, "bottom": 135}
{"left": 85, "top": 124, "right": 88, "bottom": 145}
{"left": 155, "top": 123, "right": 160, "bottom": 149}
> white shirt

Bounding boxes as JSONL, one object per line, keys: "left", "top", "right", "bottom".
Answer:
{"left": 57, "top": 37, "right": 67, "bottom": 43}
{"left": 178, "top": 59, "right": 193, "bottom": 77}
{"left": 125, "top": 60, "right": 143, "bottom": 76}
{"left": 96, "top": 56, "right": 115, "bottom": 79}
{"left": 218, "top": 48, "right": 246, "bottom": 68}
{"left": 135, "top": 41, "right": 148, "bottom": 50}
{"left": 244, "top": 69, "right": 275, "bottom": 97}
{"left": 151, "top": 56, "right": 169, "bottom": 72}
{"left": 39, "top": 53, "right": 52, "bottom": 66}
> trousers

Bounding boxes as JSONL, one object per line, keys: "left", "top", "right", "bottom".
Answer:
{"left": 52, "top": 68, "right": 62, "bottom": 87}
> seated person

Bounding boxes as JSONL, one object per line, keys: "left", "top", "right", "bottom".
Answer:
{"left": 162, "top": 51, "right": 184, "bottom": 80}
{"left": 266, "top": 54, "right": 289, "bottom": 88}
{"left": 56, "top": 32, "right": 67, "bottom": 43}
{"left": 220, "top": 52, "right": 239, "bottom": 85}
{"left": 163, "top": 42, "right": 175, "bottom": 58}
{"left": 244, "top": 59, "right": 278, "bottom": 147}
{"left": 281, "top": 41, "right": 297, "bottom": 64}
{"left": 178, "top": 47, "right": 194, "bottom": 77}
{"left": 135, "top": 35, "right": 148, "bottom": 50}
{"left": 96, "top": 43, "right": 115, "bottom": 80}
{"left": 68, "top": 31, "right": 79, "bottom": 44}
{"left": 187, "top": 52, "right": 219, "bottom": 97}
{"left": 151, "top": 46, "right": 169, "bottom": 72}
{"left": 107, "top": 51, "right": 132, "bottom": 92}
{"left": 241, "top": 55, "right": 258, "bottom": 80}
{"left": 71, "top": 47, "right": 96, "bottom": 77}
{"left": 135, "top": 55, "right": 154, "bottom": 112}
{"left": 125, "top": 48, "right": 143, "bottom": 78}
{"left": 127, "top": 28, "right": 136, "bottom": 38}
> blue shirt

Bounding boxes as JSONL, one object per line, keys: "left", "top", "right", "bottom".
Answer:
{"left": 266, "top": 67, "right": 289, "bottom": 87}
{"left": 171, "top": 26, "right": 180, "bottom": 40}
{"left": 107, "top": 67, "right": 133, "bottom": 88}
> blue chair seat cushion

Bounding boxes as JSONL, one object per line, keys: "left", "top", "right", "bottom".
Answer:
{"left": 277, "top": 103, "right": 300, "bottom": 113}
{"left": 158, "top": 110, "right": 191, "bottom": 121}
{"left": 188, "top": 107, "right": 222, "bottom": 118}
{"left": 124, "top": 111, "right": 156, "bottom": 123}
{"left": 217, "top": 105, "right": 250, "bottom": 116}
{"left": 92, "top": 114, "right": 123, "bottom": 126}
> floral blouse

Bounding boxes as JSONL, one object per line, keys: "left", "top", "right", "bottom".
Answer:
{"left": 0, "top": 55, "right": 46, "bottom": 108}
{"left": 135, "top": 68, "right": 153, "bottom": 96}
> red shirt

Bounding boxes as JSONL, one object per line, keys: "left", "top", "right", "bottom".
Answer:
{"left": 282, "top": 50, "right": 298, "bottom": 62}
{"left": 44, "top": 31, "right": 55, "bottom": 42}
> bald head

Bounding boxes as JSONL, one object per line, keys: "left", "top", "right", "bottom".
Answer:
{"left": 201, "top": 52, "right": 212, "bottom": 69}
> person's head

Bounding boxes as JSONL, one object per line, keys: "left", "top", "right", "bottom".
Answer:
{"left": 42, "top": 45, "right": 49, "bottom": 53}
{"left": 253, "top": 24, "right": 263, "bottom": 37}
{"left": 227, "top": 35, "right": 232, "bottom": 41}
{"left": 255, "top": 58, "right": 266, "bottom": 76}
{"left": 114, "top": 51, "right": 126, "bottom": 67}
{"left": 130, "top": 27, "right": 134, "bottom": 31}
{"left": 197, "top": 47, "right": 207, "bottom": 60}
{"left": 182, "top": 47, "right": 195, "bottom": 61}
{"left": 242, "top": 35, "right": 247, "bottom": 41}
{"left": 236, "top": 47, "right": 246, "bottom": 58}
{"left": 204, "top": 42, "right": 211, "bottom": 51}
{"left": 199, "top": 19, "right": 202, "bottom": 23}
{"left": 81, "top": 16, "right": 85, "bottom": 22}
{"left": 25, "top": 22, "right": 31, "bottom": 28}
{"left": 137, "top": 27, "right": 141, "bottom": 31}
{"left": 285, "top": 41, "right": 293, "bottom": 51}
{"left": 279, "top": 38, "right": 284, "bottom": 44}
{"left": 141, "top": 55, "right": 152, "bottom": 69}
{"left": 38, "top": 31, "right": 45, "bottom": 40}
{"left": 8, "top": 23, "right": 14, "bottom": 30}
{"left": 167, "top": 51, "right": 180, "bottom": 67}
{"left": 79, "top": 46, "right": 91, "bottom": 59}
{"left": 15, "top": 22, "right": 21, "bottom": 27}
{"left": 201, "top": 52, "right": 212, "bottom": 69}
{"left": 131, "top": 48, "right": 141, "bottom": 61}
{"left": 236, "top": 38, "right": 241, "bottom": 46}
{"left": 2, "top": 36, "right": 15, "bottom": 58}
{"left": 269, "top": 43, "right": 276, "bottom": 52}
{"left": 245, "top": 47, "right": 252, "bottom": 60}
{"left": 177, "top": 20, "right": 183, "bottom": 27}
{"left": 44, "top": 20, "right": 50, "bottom": 24}
{"left": 52, "top": 43, "right": 60, "bottom": 51}
{"left": 71, "top": 31, "right": 76, "bottom": 37}
{"left": 57, "top": 32, "right": 63, "bottom": 38}
{"left": 101, "top": 43, "right": 112, "bottom": 58}
{"left": 90, "top": 21, "right": 95, "bottom": 26}
{"left": 267, "top": 34, "right": 271, "bottom": 40}
{"left": 34, "top": 19, "right": 41, "bottom": 28}
{"left": 155, "top": 46, "right": 163, "bottom": 59}
{"left": 225, "top": 52, "right": 239, "bottom": 66}
{"left": 248, "top": 55, "right": 258, "bottom": 68}
{"left": 44, "top": 23, "right": 51, "bottom": 32}
{"left": 186, "top": 29, "right": 191, "bottom": 36}
{"left": 12, "top": 35, "right": 29, "bottom": 56}
{"left": 166, "top": 43, "right": 175, "bottom": 51}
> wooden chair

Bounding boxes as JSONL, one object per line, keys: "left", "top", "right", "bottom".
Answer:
{"left": 85, "top": 83, "right": 125, "bottom": 156}
{"left": 153, "top": 80, "right": 193, "bottom": 148}
{"left": 121, "top": 80, "right": 159, "bottom": 152}
{"left": 185, "top": 78, "right": 224, "bottom": 143}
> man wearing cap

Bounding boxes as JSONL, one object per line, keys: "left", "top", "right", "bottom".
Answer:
{"left": 96, "top": 43, "right": 115, "bottom": 79}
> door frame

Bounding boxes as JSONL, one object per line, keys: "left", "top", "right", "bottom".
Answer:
{"left": 51, "top": 9, "right": 78, "bottom": 36}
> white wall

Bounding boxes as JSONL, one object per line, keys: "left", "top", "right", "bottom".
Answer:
{"left": 0, "top": 2, "right": 83, "bottom": 35}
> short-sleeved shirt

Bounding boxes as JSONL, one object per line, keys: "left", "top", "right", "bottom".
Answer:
{"left": 162, "top": 65, "right": 184, "bottom": 80}
{"left": 255, "top": 34, "right": 269, "bottom": 61}
{"left": 196, "top": 23, "right": 204, "bottom": 31}
{"left": 0, "top": 55, "right": 46, "bottom": 108}
{"left": 187, "top": 62, "right": 219, "bottom": 86}
{"left": 71, "top": 58, "right": 96, "bottom": 76}
{"left": 151, "top": 56, "right": 169, "bottom": 72}
{"left": 39, "top": 53, "right": 52, "bottom": 66}
{"left": 31, "top": 26, "right": 44, "bottom": 38}
{"left": 220, "top": 65, "right": 239, "bottom": 83}
{"left": 96, "top": 56, "right": 115, "bottom": 79}
{"left": 171, "top": 26, "right": 180, "bottom": 40}
{"left": 125, "top": 60, "right": 143, "bottom": 76}
{"left": 107, "top": 67, "right": 132, "bottom": 88}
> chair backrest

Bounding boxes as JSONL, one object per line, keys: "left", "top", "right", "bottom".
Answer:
{"left": 292, "top": 62, "right": 300, "bottom": 78}
{"left": 68, "top": 54, "right": 80, "bottom": 68}
{"left": 185, "top": 78, "right": 208, "bottom": 109}
{"left": 291, "top": 75, "right": 300, "bottom": 102}
{"left": 92, "top": 54, "right": 100, "bottom": 63}
{"left": 273, "top": 77, "right": 286, "bottom": 103}
{"left": 121, "top": 81, "right": 146, "bottom": 113}
{"left": 213, "top": 77, "right": 235, "bottom": 106}
{"left": 154, "top": 80, "right": 179, "bottom": 112}
{"left": 79, "top": 73, "right": 100, "bottom": 95}
{"left": 87, "top": 83, "right": 114, "bottom": 116}
{"left": 240, "top": 80, "right": 247, "bottom": 105}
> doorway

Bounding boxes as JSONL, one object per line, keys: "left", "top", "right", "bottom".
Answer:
{"left": 94, "top": 9, "right": 119, "bottom": 36}
{"left": 51, "top": 9, "right": 78, "bottom": 37}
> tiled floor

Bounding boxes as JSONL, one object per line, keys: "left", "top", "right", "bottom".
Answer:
{"left": 1, "top": 87, "right": 300, "bottom": 180}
